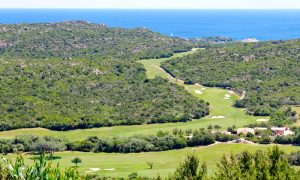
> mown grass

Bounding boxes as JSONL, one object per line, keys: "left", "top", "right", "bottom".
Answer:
{"left": 0, "top": 49, "right": 266, "bottom": 141}
{"left": 5, "top": 144, "right": 300, "bottom": 178}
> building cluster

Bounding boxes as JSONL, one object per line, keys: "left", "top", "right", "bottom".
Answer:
{"left": 237, "top": 127, "right": 294, "bottom": 136}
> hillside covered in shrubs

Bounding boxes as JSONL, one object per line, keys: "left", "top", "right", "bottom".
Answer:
{"left": 0, "top": 21, "right": 195, "bottom": 59}
{"left": 0, "top": 21, "right": 209, "bottom": 131}
{"left": 162, "top": 40, "right": 300, "bottom": 115}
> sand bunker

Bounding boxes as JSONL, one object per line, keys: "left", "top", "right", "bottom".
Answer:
{"left": 257, "top": 119, "right": 269, "bottom": 122}
{"left": 86, "top": 168, "right": 101, "bottom": 172}
{"left": 224, "top": 94, "right": 231, "bottom": 99}
{"left": 195, "top": 87, "right": 207, "bottom": 94}
{"left": 104, "top": 168, "right": 115, "bottom": 171}
{"left": 211, "top": 116, "right": 225, "bottom": 119}
{"left": 89, "top": 168, "right": 101, "bottom": 172}
{"left": 86, "top": 168, "right": 115, "bottom": 173}
{"left": 195, "top": 90, "right": 202, "bottom": 94}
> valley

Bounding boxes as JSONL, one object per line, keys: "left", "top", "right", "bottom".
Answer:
{"left": 0, "top": 22, "right": 299, "bottom": 179}
{"left": 0, "top": 49, "right": 263, "bottom": 141}
{"left": 2, "top": 47, "right": 299, "bottom": 178}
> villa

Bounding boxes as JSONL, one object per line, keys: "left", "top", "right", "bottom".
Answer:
{"left": 271, "top": 127, "right": 294, "bottom": 136}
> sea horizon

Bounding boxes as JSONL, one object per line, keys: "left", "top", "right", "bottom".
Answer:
{"left": 1, "top": 9, "right": 300, "bottom": 40}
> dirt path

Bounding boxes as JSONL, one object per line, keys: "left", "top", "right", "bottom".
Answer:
{"left": 157, "top": 66, "right": 185, "bottom": 84}
{"left": 240, "top": 91, "right": 246, "bottom": 100}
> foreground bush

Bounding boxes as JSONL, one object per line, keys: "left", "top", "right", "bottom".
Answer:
{"left": 1, "top": 146, "right": 300, "bottom": 179}
{"left": 0, "top": 154, "right": 79, "bottom": 180}
{"left": 170, "top": 146, "right": 300, "bottom": 180}
{"left": 214, "top": 146, "right": 300, "bottom": 180}
{"left": 170, "top": 153, "right": 207, "bottom": 180}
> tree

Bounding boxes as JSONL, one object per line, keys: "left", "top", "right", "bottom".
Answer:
{"left": 172, "top": 153, "right": 207, "bottom": 180}
{"left": 146, "top": 161, "right": 154, "bottom": 169}
{"left": 214, "top": 125, "right": 221, "bottom": 132}
{"left": 32, "top": 140, "right": 66, "bottom": 158}
{"left": 71, "top": 157, "right": 82, "bottom": 167}
{"left": 269, "top": 111, "right": 291, "bottom": 127}
{"left": 0, "top": 144, "right": 11, "bottom": 155}
{"left": 215, "top": 153, "right": 240, "bottom": 179}
{"left": 228, "top": 125, "right": 237, "bottom": 133}
{"left": 190, "top": 132, "right": 215, "bottom": 146}
{"left": 207, "top": 124, "right": 213, "bottom": 130}
{"left": 214, "top": 146, "right": 299, "bottom": 179}
{"left": 259, "top": 134, "right": 271, "bottom": 144}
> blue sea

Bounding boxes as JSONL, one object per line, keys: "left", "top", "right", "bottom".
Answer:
{"left": 1, "top": 9, "right": 300, "bottom": 40}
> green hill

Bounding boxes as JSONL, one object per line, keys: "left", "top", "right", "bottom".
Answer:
{"left": 162, "top": 40, "right": 300, "bottom": 115}
{"left": 0, "top": 21, "right": 194, "bottom": 59}
{"left": 0, "top": 22, "right": 209, "bottom": 131}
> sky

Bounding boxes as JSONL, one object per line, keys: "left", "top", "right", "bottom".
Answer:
{"left": 0, "top": 0, "right": 300, "bottom": 9}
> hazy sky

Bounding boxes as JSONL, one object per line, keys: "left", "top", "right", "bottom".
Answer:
{"left": 1, "top": 0, "right": 300, "bottom": 9}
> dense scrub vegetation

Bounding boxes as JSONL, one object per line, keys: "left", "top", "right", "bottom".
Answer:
{"left": 68, "top": 130, "right": 220, "bottom": 153}
{"left": 0, "top": 129, "right": 234, "bottom": 154}
{"left": 0, "top": 21, "right": 195, "bottom": 59}
{"left": 162, "top": 40, "right": 300, "bottom": 115}
{"left": 0, "top": 58, "right": 208, "bottom": 130}
{"left": 61, "top": 127, "right": 300, "bottom": 152}
{"left": 0, "top": 21, "right": 209, "bottom": 130}
{"left": 269, "top": 107, "right": 297, "bottom": 126}
{"left": 0, "top": 135, "right": 66, "bottom": 155}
